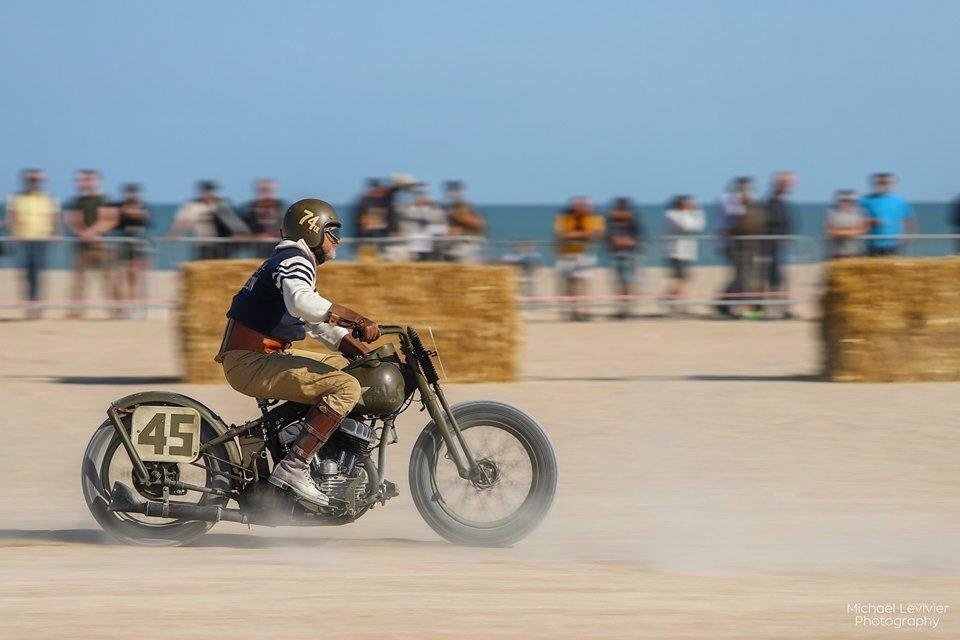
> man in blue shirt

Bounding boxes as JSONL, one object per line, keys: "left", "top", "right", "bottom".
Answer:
{"left": 861, "top": 173, "right": 915, "bottom": 256}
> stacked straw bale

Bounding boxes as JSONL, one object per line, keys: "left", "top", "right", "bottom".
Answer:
{"left": 179, "top": 260, "right": 520, "bottom": 384}
{"left": 822, "top": 256, "right": 960, "bottom": 381}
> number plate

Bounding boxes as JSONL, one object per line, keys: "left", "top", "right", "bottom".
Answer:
{"left": 131, "top": 406, "right": 201, "bottom": 463}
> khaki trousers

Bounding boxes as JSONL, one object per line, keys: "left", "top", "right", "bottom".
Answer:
{"left": 220, "top": 348, "right": 361, "bottom": 416}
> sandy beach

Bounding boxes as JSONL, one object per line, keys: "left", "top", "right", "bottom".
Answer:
{"left": 0, "top": 316, "right": 957, "bottom": 638}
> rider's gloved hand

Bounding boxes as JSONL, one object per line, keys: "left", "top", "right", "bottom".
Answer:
{"left": 338, "top": 333, "right": 371, "bottom": 358}
{"left": 328, "top": 303, "right": 381, "bottom": 343}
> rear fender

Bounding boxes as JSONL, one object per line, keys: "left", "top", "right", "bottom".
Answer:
{"left": 111, "top": 391, "right": 243, "bottom": 467}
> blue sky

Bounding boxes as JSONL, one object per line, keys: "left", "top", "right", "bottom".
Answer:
{"left": 1, "top": 2, "right": 957, "bottom": 203}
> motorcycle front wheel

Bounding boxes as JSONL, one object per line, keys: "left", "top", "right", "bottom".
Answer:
{"left": 409, "top": 400, "right": 557, "bottom": 546}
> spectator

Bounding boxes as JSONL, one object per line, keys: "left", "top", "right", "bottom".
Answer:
{"left": 353, "top": 178, "right": 390, "bottom": 262}
{"left": 824, "top": 190, "right": 869, "bottom": 259}
{"left": 605, "top": 197, "right": 644, "bottom": 319}
{"left": 64, "top": 169, "right": 118, "bottom": 319}
{"left": 442, "top": 180, "right": 486, "bottom": 263}
{"left": 167, "top": 181, "right": 248, "bottom": 259}
{"left": 763, "top": 171, "right": 797, "bottom": 318}
{"left": 662, "top": 195, "right": 706, "bottom": 303}
{"left": 403, "top": 190, "right": 448, "bottom": 261}
{"left": 113, "top": 183, "right": 152, "bottom": 316}
{"left": 381, "top": 173, "right": 425, "bottom": 262}
{"left": 861, "top": 173, "right": 915, "bottom": 256}
{"left": 241, "top": 179, "right": 285, "bottom": 257}
{"left": 5, "top": 169, "right": 59, "bottom": 319}
{"left": 554, "top": 196, "right": 605, "bottom": 321}
{"left": 716, "top": 177, "right": 764, "bottom": 319}
{"left": 499, "top": 239, "right": 542, "bottom": 298}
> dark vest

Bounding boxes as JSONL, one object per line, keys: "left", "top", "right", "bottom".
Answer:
{"left": 226, "top": 246, "right": 309, "bottom": 342}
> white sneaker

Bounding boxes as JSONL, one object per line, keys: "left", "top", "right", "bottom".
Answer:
{"left": 268, "top": 459, "right": 330, "bottom": 507}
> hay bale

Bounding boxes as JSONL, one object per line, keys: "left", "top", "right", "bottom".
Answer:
{"left": 179, "top": 260, "right": 520, "bottom": 384}
{"left": 823, "top": 256, "right": 960, "bottom": 381}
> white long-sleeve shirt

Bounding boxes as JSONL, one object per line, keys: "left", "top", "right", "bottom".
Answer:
{"left": 664, "top": 208, "right": 706, "bottom": 261}
{"left": 273, "top": 239, "right": 349, "bottom": 349}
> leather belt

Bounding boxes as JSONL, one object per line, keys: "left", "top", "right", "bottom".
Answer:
{"left": 215, "top": 319, "right": 289, "bottom": 363}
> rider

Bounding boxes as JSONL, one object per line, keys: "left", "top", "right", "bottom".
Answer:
{"left": 215, "top": 198, "right": 380, "bottom": 507}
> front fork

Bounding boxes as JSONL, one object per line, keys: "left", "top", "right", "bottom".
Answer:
{"left": 414, "top": 372, "right": 480, "bottom": 481}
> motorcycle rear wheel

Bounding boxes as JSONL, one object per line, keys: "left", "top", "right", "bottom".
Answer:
{"left": 409, "top": 400, "right": 557, "bottom": 546}
{"left": 81, "top": 414, "right": 233, "bottom": 547}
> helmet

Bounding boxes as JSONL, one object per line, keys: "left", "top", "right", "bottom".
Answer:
{"left": 281, "top": 198, "right": 342, "bottom": 260}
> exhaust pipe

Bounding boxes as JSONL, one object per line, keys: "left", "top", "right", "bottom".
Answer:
{"left": 109, "top": 482, "right": 248, "bottom": 524}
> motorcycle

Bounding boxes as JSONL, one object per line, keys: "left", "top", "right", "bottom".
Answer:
{"left": 82, "top": 325, "right": 558, "bottom": 546}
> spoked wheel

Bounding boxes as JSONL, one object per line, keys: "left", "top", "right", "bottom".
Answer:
{"left": 409, "top": 401, "right": 557, "bottom": 546}
{"left": 82, "top": 407, "right": 234, "bottom": 547}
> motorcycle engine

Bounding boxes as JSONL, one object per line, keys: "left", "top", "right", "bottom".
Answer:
{"left": 278, "top": 417, "right": 377, "bottom": 504}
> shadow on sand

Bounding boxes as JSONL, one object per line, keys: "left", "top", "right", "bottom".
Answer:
{"left": 194, "top": 534, "right": 448, "bottom": 549}
{"left": 0, "top": 528, "right": 111, "bottom": 545}
{"left": 0, "top": 528, "right": 446, "bottom": 549}
{"left": 524, "top": 374, "right": 677, "bottom": 383}
{"left": 685, "top": 373, "right": 826, "bottom": 383}
{"left": 525, "top": 373, "right": 824, "bottom": 383}
{"left": 56, "top": 375, "right": 183, "bottom": 385}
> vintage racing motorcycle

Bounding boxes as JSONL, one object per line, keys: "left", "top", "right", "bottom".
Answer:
{"left": 82, "top": 325, "right": 557, "bottom": 546}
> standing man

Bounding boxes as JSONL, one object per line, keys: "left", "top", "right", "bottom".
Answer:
{"left": 605, "top": 197, "right": 643, "bottom": 319}
{"left": 763, "top": 171, "right": 797, "bottom": 318}
{"left": 403, "top": 190, "right": 449, "bottom": 262}
{"left": 824, "top": 190, "right": 869, "bottom": 259}
{"left": 442, "top": 180, "right": 486, "bottom": 263}
{"left": 353, "top": 179, "right": 390, "bottom": 262}
{"left": 555, "top": 196, "right": 605, "bottom": 321}
{"left": 379, "top": 173, "right": 427, "bottom": 262}
{"left": 716, "top": 177, "right": 764, "bottom": 318}
{"left": 167, "top": 181, "right": 249, "bottom": 259}
{"left": 241, "top": 179, "right": 285, "bottom": 257}
{"left": 5, "top": 169, "right": 59, "bottom": 319}
{"left": 662, "top": 195, "right": 706, "bottom": 303}
{"left": 64, "top": 169, "right": 118, "bottom": 318}
{"left": 861, "top": 173, "right": 915, "bottom": 256}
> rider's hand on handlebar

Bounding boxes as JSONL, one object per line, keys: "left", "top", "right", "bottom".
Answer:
{"left": 351, "top": 320, "right": 380, "bottom": 343}
{"left": 339, "top": 333, "right": 372, "bottom": 358}
{"left": 329, "top": 303, "right": 381, "bottom": 343}
{"left": 350, "top": 321, "right": 381, "bottom": 343}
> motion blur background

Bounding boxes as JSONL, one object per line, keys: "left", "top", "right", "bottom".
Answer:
{"left": 2, "top": 1, "right": 960, "bottom": 317}
{"left": 1, "top": 3, "right": 959, "bottom": 639}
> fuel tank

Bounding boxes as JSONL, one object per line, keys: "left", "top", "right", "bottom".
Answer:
{"left": 346, "top": 349, "right": 412, "bottom": 416}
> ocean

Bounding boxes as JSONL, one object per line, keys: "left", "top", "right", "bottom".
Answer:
{"left": 1, "top": 201, "right": 957, "bottom": 270}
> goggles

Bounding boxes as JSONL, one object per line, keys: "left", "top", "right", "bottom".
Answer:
{"left": 324, "top": 224, "right": 342, "bottom": 244}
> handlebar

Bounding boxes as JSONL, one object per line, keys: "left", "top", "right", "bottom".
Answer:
{"left": 353, "top": 324, "right": 405, "bottom": 340}
{"left": 377, "top": 325, "right": 406, "bottom": 335}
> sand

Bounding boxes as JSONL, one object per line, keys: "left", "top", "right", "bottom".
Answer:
{"left": 0, "top": 316, "right": 957, "bottom": 638}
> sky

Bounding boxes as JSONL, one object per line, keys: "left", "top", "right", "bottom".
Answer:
{"left": 1, "top": 1, "right": 958, "bottom": 204}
